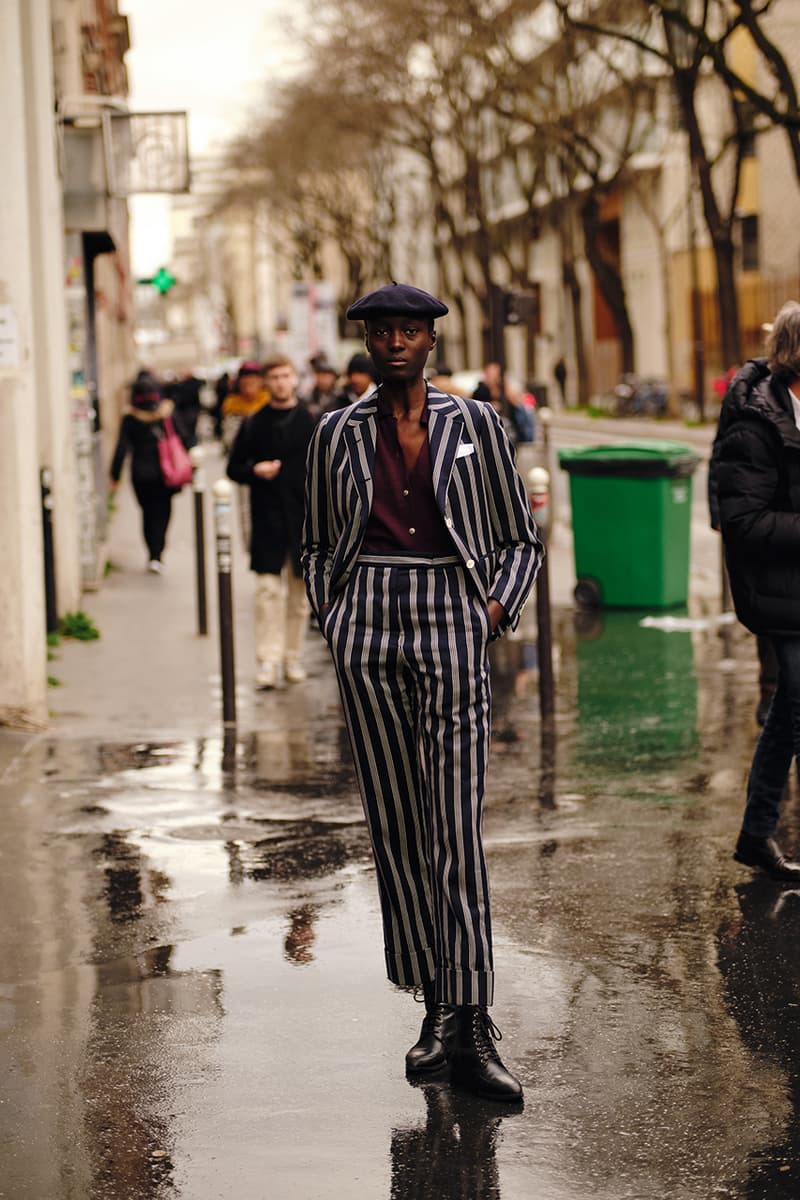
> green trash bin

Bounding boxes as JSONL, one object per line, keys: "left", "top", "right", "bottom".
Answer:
{"left": 558, "top": 441, "right": 699, "bottom": 609}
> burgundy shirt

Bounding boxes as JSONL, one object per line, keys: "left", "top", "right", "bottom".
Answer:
{"left": 361, "top": 394, "right": 454, "bottom": 556}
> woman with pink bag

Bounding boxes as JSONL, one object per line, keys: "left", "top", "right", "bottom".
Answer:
{"left": 110, "top": 371, "right": 192, "bottom": 573}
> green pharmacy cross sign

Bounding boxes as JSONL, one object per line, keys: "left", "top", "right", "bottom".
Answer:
{"left": 138, "top": 267, "right": 177, "bottom": 294}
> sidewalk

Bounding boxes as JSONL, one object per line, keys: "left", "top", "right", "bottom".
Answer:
{"left": 48, "top": 448, "right": 309, "bottom": 741}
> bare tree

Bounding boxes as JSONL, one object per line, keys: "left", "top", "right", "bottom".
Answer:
{"left": 556, "top": 0, "right": 800, "bottom": 368}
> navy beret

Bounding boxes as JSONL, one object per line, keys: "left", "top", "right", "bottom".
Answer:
{"left": 347, "top": 282, "right": 449, "bottom": 321}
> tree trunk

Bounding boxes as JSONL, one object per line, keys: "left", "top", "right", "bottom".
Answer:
{"left": 674, "top": 68, "right": 743, "bottom": 369}
{"left": 710, "top": 232, "right": 741, "bottom": 370}
{"left": 581, "top": 194, "right": 635, "bottom": 375}
{"left": 561, "top": 249, "right": 590, "bottom": 407}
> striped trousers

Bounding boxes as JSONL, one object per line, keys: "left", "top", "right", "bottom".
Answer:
{"left": 324, "top": 554, "right": 494, "bottom": 1006}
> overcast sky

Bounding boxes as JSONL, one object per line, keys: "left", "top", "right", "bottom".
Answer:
{"left": 125, "top": 0, "right": 305, "bottom": 270}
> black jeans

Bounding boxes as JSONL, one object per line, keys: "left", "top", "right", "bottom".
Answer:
{"left": 133, "top": 480, "right": 173, "bottom": 562}
{"left": 744, "top": 635, "right": 800, "bottom": 837}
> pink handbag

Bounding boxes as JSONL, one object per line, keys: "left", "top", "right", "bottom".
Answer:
{"left": 158, "top": 417, "right": 193, "bottom": 488}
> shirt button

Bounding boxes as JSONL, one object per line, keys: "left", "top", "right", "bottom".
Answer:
{"left": 466, "top": 558, "right": 475, "bottom": 568}
{"left": 409, "top": 527, "right": 416, "bottom": 535}
{"left": 403, "top": 489, "right": 409, "bottom": 497}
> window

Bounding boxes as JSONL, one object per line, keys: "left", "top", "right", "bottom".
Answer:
{"left": 740, "top": 214, "right": 760, "bottom": 273}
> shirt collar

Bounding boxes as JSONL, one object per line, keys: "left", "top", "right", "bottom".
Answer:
{"left": 376, "top": 385, "right": 430, "bottom": 426}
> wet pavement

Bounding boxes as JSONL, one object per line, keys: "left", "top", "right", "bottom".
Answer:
{"left": 4, "top": 429, "right": 800, "bottom": 1199}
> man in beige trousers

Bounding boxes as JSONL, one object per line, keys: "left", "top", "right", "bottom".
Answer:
{"left": 227, "top": 356, "right": 315, "bottom": 688}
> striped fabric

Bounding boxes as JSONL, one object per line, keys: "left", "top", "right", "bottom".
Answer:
{"left": 302, "top": 383, "right": 543, "bottom": 1007}
{"left": 302, "top": 385, "right": 543, "bottom": 640}
{"left": 324, "top": 558, "right": 495, "bottom": 1005}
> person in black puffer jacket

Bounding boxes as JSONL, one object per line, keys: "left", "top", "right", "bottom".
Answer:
{"left": 717, "top": 301, "right": 800, "bottom": 881}
{"left": 110, "top": 372, "right": 189, "bottom": 573}
{"left": 709, "top": 357, "right": 779, "bottom": 725}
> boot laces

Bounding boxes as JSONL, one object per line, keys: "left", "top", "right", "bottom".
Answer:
{"left": 421, "top": 1003, "right": 453, "bottom": 1038}
{"left": 472, "top": 1009, "right": 503, "bottom": 1064}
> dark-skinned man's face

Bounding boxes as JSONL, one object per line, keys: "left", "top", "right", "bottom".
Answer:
{"left": 365, "top": 315, "right": 435, "bottom": 384}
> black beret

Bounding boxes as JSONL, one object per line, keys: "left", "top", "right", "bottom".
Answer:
{"left": 346, "top": 282, "right": 449, "bottom": 321}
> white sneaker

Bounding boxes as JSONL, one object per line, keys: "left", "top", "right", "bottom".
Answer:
{"left": 285, "top": 661, "right": 307, "bottom": 684}
{"left": 148, "top": 560, "right": 163, "bottom": 574}
{"left": 256, "top": 662, "right": 279, "bottom": 690}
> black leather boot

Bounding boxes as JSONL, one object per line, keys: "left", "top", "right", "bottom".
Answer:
{"left": 734, "top": 831, "right": 800, "bottom": 881}
{"left": 450, "top": 1006, "right": 523, "bottom": 1102}
{"left": 405, "top": 984, "right": 456, "bottom": 1075}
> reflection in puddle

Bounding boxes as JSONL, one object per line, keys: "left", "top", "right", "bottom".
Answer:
{"left": 575, "top": 610, "right": 698, "bottom": 770}
{"left": 391, "top": 1085, "right": 518, "bottom": 1200}
{"left": 717, "top": 880, "right": 800, "bottom": 1198}
{"left": 224, "top": 818, "right": 367, "bottom": 884}
{"left": 284, "top": 904, "right": 319, "bottom": 966}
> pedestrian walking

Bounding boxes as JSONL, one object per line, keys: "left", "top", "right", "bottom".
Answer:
{"left": 553, "top": 356, "right": 567, "bottom": 407}
{"left": 223, "top": 361, "right": 271, "bottom": 553}
{"left": 221, "top": 361, "right": 269, "bottom": 453}
{"left": 301, "top": 354, "right": 340, "bottom": 423}
{"left": 302, "top": 283, "right": 543, "bottom": 1101}
{"left": 709, "top": 357, "right": 778, "bottom": 725}
{"left": 472, "top": 362, "right": 522, "bottom": 444}
{"left": 228, "top": 355, "right": 315, "bottom": 689}
{"left": 717, "top": 301, "right": 800, "bottom": 881}
{"left": 213, "top": 371, "right": 231, "bottom": 440}
{"left": 110, "top": 372, "right": 190, "bottom": 573}
{"left": 332, "top": 352, "right": 377, "bottom": 411}
{"left": 173, "top": 370, "right": 205, "bottom": 447}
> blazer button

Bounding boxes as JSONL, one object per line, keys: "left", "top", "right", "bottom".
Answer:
{"left": 466, "top": 558, "right": 475, "bottom": 568}
{"left": 445, "top": 518, "right": 453, "bottom": 528}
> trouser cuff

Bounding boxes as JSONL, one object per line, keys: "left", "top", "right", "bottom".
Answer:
{"left": 385, "top": 951, "right": 495, "bottom": 1006}
{"left": 437, "top": 967, "right": 494, "bottom": 1007}
{"left": 385, "top": 946, "right": 436, "bottom": 988}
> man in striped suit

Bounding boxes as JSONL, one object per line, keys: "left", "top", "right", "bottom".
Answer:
{"left": 302, "top": 283, "right": 542, "bottom": 1102}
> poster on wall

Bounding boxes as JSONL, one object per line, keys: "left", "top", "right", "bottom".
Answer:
{"left": 65, "top": 242, "right": 100, "bottom": 588}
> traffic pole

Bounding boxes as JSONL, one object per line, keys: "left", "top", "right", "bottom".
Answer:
{"left": 213, "top": 479, "right": 237, "bottom": 731}
{"left": 538, "top": 405, "right": 555, "bottom": 482}
{"left": 189, "top": 446, "right": 208, "bottom": 636}
{"left": 40, "top": 467, "right": 58, "bottom": 635}
{"left": 528, "top": 466, "right": 555, "bottom": 726}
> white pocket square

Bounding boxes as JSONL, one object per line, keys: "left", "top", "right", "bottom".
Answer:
{"left": 456, "top": 442, "right": 476, "bottom": 459}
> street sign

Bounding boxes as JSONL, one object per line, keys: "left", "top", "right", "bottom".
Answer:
{"left": 137, "top": 268, "right": 177, "bottom": 295}
{"left": 105, "top": 111, "right": 190, "bottom": 196}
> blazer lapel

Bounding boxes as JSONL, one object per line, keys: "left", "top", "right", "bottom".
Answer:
{"left": 427, "top": 387, "right": 465, "bottom": 512}
{"left": 343, "top": 401, "right": 377, "bottom": 535}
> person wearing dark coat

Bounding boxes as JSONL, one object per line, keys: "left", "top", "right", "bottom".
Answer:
{"left": 173, "top": 372, "right": 204, "bottom": 446}
{"left": 709, "top": 358, "right": 779, "bottom": 725}
{"left": 716, "top": 301, "right": 800, "bottom": 881}
{"left": 227, "top": 355, "right": 314, "bottom": 689}
{"left": 321, "top": 352, "right": 376, "bottom": 417}
{"left": 110, "top": 373, "right": 188, "bottom": 573}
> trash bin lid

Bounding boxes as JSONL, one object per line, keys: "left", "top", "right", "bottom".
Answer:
{"left": 558, "top": 441, "right": 699, "bottom": 479}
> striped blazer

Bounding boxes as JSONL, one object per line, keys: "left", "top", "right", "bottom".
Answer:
{"left": 301, "top": 384, "right": 543, "bottom": 638}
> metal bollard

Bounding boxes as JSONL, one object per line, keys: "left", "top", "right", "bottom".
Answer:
{"left": 538, "top": 406, "right": 555, "bottom": 483}
{"left": 528, "top": 466, "right": 555, "bottom": 725}
{"left": 189, "top": 446, "right": 208, "bottom": 636}
{"left": 538, "top": 404, "right": 552, "bottom": 451}
{"left": 41, "top": 467, "right": 58, "bottom": 635}
{"left": 213, "top": 479, "right": 237, "bottom": 730}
